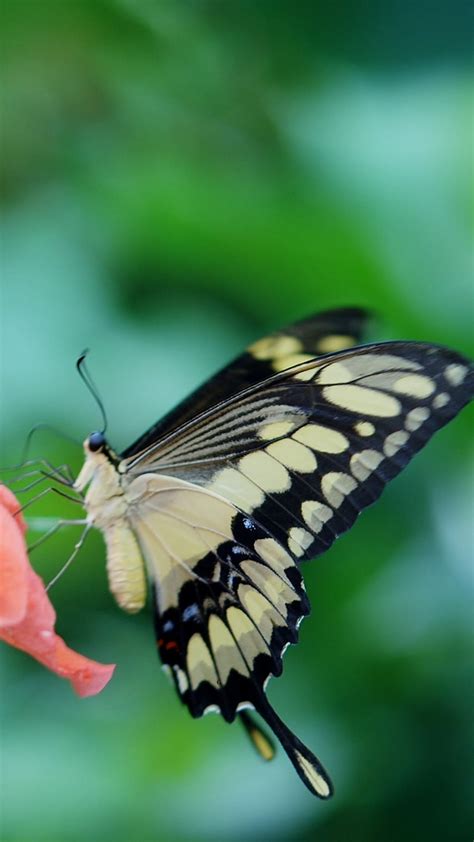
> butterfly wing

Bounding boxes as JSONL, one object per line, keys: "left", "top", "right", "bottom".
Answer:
{"left": 122, "top": 340, "right": 472, "bottom": 797}
{"left": 121, "top": 307, "right": 370, "bottom": 459}
{"left": 126, "top": 472, "right": 332, "bottom": 796}
{"left": 123, "top": 342, "right": 473, "bottom": 567}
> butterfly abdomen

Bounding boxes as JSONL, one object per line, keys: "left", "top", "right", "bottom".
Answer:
{"left": 103, "top": 522, "right": 146, "bottom": 614}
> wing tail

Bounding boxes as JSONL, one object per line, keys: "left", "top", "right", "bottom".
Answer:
{"left": 256, "top": 696, "right": 334, "bottom": 798}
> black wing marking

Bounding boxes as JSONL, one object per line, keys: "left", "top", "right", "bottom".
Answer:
{"left": 124, "top": 342, "right": 473, "bottom": 569}
{"left": 142, "top": 493, "right": 332, "bottom": 798}
{"left": 121, "top": 307, "right": 370, "bottom": 458}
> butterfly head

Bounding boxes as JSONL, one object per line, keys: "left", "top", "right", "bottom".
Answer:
{"left": 84, "top": 431, "right": 119, "bottom": 465}
{"left": 88, "top": 430, "right": 106, "bottom": 453}
{"left": 74, "top": 432, "right": 120, "bottom": 493}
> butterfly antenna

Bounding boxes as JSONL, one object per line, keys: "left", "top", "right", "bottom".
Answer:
{"left": 20, "top": 424, "right": 81, "bottom": 464}
{"left": 76, "top": 350, "right": 108, "bottom": 434}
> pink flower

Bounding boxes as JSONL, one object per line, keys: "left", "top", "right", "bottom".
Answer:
{"left": 0, "top": 485, "right": 115, "bottom": 697}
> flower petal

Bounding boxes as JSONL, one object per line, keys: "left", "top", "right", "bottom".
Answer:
{"left": 0, "top": 484, "right": 27, "bottom": 534}
{"left": 0, "top": 485, "right": 116, "bottom": 697}
{"left": 0, "top": 493, "right": 29, "bottom": 625}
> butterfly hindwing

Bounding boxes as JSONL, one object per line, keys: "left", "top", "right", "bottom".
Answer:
{"left": 127, "top": 476, "right": 309, "bottom": 719}
{"left": 127, "top": 474, "right": 334, "bottom": 797}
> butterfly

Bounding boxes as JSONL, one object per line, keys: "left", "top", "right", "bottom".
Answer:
{"left": 73, "top": 307, "right": 473, "bottom": 798}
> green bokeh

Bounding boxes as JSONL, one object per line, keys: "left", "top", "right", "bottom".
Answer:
{"left": 1, "top": 2, "right": 473, "bottom": 841}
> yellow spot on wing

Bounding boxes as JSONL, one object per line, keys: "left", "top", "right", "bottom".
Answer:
{"left": 208, "top": 615, "right": 249, "bottom": 682}
{"left": 393, "top": 374, "right": 435, "bottom": 398}
{"left": 354, "top": 421, "right": 375, "bottom": 437}
{"left": 295, "top": 751, "right": 331, "bottom": 798}
{"left": 301, "top": 500, "right": 333, "bottom": 533}
{"left": 209, "top": 467, "right": 265, "bottom": 511}
{"left": 293, "top": 423, "right": 349, "bottom": 454}
{"left": 241, "top": 560, "right": 295, "bottom": 617}
{"left": 288, "top": 527, "right": 313, "bottom": 557}
{"left": 405, "top": 406, "right": 430, "bottom": 431}
{"left": 272, "top": 353, "right": 315, "bottom": 373}
{"left": 433, "top": 392, "right": 450, "bottom": 409}
{"left": 350, "top": 449, "right": 383, "bottom": 481}
{"left": 316, "top": 334, "right": 355, "bottom": 353}
{"left": 238, "top": 584, "right": 284, "bottom": 643}
{"left": 266, "top": 439, "right": 317, "bottom": 473}
{"left": 323, "top": 384, "right": 401, "bottom": 417}
{"left": 226, "top": 606, "right": 270, "bottom": 663}
{"left": 384, "top": 430, "right": 409, "bottom": 457}
{"left": 249, "top": 335, "right": 302, "bottom": 361}
{"left": 316, "top": 361, "right": 353, "bottom": 384}
{"left": 258, "top": 420, "right": 297, "bottom": 440}
{"left": 187, "top": 634, "right": 219, "bottom": 691}
{"left": 444, "top": 363, "right": 467, "bottom": 386}
{"left": 254, "top": 538, "right": 293, "bottom": 580}
{"left": 239, "top": 451, "right": 291, "bottom": 494}
{"left": 321, "top": 472, "right": 357, "bottom": 507}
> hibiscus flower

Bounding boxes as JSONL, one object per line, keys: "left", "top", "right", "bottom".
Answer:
{"left": 0, "top": 484, "right": 115, "bottom": 697}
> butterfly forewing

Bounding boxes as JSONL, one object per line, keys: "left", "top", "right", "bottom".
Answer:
{"left": 122, "top": 343, "right": 472, "bottom": 568}
{"left": 121, "top": 307, "right": 370, "bottom": 459}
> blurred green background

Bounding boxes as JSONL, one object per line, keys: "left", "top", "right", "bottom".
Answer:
{"left": 1, "top": 1, "right": 473, "bottom": 840}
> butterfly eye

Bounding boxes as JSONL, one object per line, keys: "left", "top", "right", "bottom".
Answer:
{"left": 88, "top": 431, "right": 106, "bottom": 452}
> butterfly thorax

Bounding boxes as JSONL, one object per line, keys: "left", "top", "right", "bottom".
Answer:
{"left": 74, "top": 437, "right": 127, "bottom": 529}
{"left": 74, "top": 436, "right": 147, "bottom": 613}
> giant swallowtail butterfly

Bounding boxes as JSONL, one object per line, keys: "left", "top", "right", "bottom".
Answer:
{"left": 74, "top": 307, "right": 472, "bottom": 798}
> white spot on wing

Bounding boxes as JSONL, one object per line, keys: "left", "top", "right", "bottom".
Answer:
{"left": 203, "top": 704, "right": 221, "bottom": 716}
{"left": 173, "top": 666, "right": 189, "bottom": 694}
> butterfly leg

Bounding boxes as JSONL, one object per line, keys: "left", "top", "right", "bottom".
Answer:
{"left": 46, "top": 523, "right": 92, "bottom": 591}
{"left": 2, "top": 457, "right": 74, "bottom": 484}
{"left": 8, "top": 467, "right": 75, "bottom": 494}
{"left": 27, "top": 516, "right": 88, "bottom": 553}
{"left": 18, "top": 486, "right": 84, "bottom": 519}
